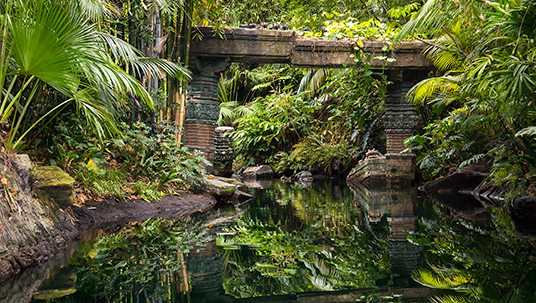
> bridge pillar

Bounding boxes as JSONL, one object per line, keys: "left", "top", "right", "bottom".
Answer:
{"left": 383, "top": 70, "right": 426, "bottom": 185}
{"left": 184, "top": 57, "right": 230, "bottom": 163}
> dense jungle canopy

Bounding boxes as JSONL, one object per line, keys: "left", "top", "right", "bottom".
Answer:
{"left": 0, "top": 0, "right": 535, "bottom": 201}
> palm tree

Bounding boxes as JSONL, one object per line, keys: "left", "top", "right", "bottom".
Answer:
{"left": 396, "top": 0, "right": 536, "bottom": 183}
{"left": 0, "top": 0, "right": 189, "bottom": 151}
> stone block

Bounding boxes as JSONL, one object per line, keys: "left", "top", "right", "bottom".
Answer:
{"left": 346, "top": 157, "right": 389, "bottom": 187}
{"left": 30, "top": 166, "right": 75, "bottom": 207}
{"left": 242, "top": 165, "right": 274, "bottom": 180}
{"left": 386, "top": 154, "right": 416, "bottom": 185}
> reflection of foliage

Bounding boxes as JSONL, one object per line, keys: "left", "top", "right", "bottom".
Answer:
{"left": 218, "top": 181, "right": 390, "bottom": 298}
{"left": 410, "top": 199, "right": 536, "bottom": 303}
{"left": 66, "top": 218, "right": 211, "bottom": 302}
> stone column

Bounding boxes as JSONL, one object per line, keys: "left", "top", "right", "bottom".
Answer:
{"left": 383, "top": 70, "right": 422, "bottom": 185}
{"left": 213, "top": 126, "right": 235, "bottom": 177}
{"left": 184, "top": 57, "right": 230, "bottom": 160}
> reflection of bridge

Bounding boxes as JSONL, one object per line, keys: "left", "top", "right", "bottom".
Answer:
{"left": 185, "top": 27, "right": 434, "bottom": 183}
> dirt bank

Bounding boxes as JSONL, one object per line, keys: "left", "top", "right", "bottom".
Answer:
{"left": 0, "top": 150, "right": 218, "bottom": 285}
{"left": 72, "top": 193, "right": 218, "bottom": 229}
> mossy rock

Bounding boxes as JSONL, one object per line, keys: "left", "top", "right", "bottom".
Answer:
{"left": 30, "top": 166, "right": 75, "bottom": 207}
{"left": 204, "top": 177, "right": 236, "bottom": 200}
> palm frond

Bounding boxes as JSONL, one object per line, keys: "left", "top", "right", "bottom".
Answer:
{"left": 430, "top": 294, "right": 475, "bottom": 303}
{"left": 412, "top": 268, "right": 470, "bottom": 290}
{"left": 395, "top": 0, "right": 461, "bottom": 42}
{"left": 407, "top": 76, "right": 461, "bottom": 105}
{"left": 298, "top": 68, "right": 330, "bottom": 97}
{"left": 97, "top": 32, "right": 191, "bottom": 81}
{"left": 78, "top": 0, "right": 120, "bottom": 22}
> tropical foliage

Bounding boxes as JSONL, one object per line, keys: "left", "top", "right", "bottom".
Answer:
{"left": 398, "top": 0, "right": 536, "bottom": 197}
{"left": 67, "top": 121, "right": 210, "bottom": 202}
{"left": 0, "top": 0, "right": 188, "bottom": 152}
{"left": 0, "top": 0, "right": 219, "bottom": 202}
{"left": 221, "top": 64, "right": 387, "bottom": 175}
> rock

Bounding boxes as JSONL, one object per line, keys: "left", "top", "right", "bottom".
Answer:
{"left": 204, "top": 177, "right": 236, "bottom": 200}
{"left": 463, "top": 158, "right": 492, "bottom": 173}
{"left": 346, "top": 157, "right": 389, "bottom": 187}
{"left": 242, "top": 165, "right": 274, "bottom": 180}
{"left": 420, "top": 171, "right": 488, "bottom": 195}
{"left": 9, "top": 154, "right": 31, "bottom": 188}
{"left": 295, "top": 170, "right": 313, "bottom": 181}
{"left": 213, "top": 176, "right": 249, "bottom": 192}
{"left": 30, "top": 166, "right": 75, "bottom": 207}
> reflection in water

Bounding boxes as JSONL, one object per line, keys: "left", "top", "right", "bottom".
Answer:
{"left": 349, "top": 183, "right": 422, "bottom": 280}
{"left": 10, "top": 179, "right": 535, "bottom": 302}
{"left": 412, "top": 196, "right": 536, "bottom": 303}
{"left": 30, "top": 218, "right": 211, "bottom": 303}
{"left": 218, "top": 180, "right": 429, "bottom": 298}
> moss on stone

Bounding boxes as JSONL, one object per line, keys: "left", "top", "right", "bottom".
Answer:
{"left": 30, "top": 166, "right": 75, "bottom": 207}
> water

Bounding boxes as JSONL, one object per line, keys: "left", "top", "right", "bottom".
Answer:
{"left": 2, "top": 179, "right": 535, "bottom": 302}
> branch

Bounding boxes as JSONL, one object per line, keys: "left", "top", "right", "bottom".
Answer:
{"left": 413, "top": 36, "right": 449, "bottom": 52}
{"left": 442, "top": 26, "right": 467, "bottom": 57}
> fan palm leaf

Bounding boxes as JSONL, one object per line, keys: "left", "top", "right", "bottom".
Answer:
{"left": 78, "top": 0, "right": 121, "bottom": 23}
{"left": 0, "top": 0, "right": 189, "bottom": 150}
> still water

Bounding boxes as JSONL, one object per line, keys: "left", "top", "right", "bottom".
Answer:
{"left": 2, "top": 179, "right": 535, "bottom": 302}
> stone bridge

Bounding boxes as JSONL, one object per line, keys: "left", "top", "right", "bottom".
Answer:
{"left": 186, "top": 26, "right": 434, "bottom": 182}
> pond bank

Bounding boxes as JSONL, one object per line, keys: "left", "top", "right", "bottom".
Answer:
{"left": 0, "top": 151, "right": 219, "bottom": 283}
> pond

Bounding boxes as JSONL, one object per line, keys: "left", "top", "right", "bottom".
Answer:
{"left": 2, "top": 179, "right": 535, "bottom": 302}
